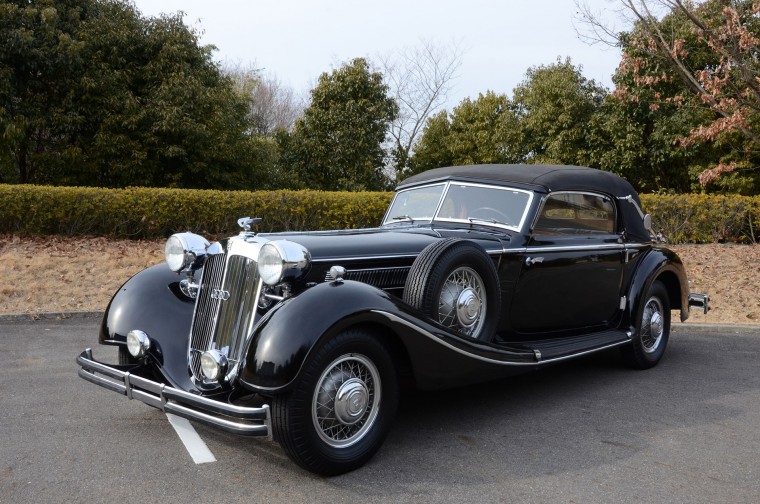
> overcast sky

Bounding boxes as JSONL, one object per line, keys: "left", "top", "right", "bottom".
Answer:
{"left": 130, "top": 0, "right": 622, "bottom": 109}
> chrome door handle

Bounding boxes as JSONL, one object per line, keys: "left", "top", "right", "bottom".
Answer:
{"left": 525, "top": 256, "right": 544, "bottom": 267}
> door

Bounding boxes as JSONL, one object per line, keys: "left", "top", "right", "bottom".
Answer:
{"left": 510, "top": 192, "right": 625, "bottom": 334}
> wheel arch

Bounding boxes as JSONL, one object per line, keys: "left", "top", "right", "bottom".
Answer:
{"left": 238, "top": 281, "right": 419, "bottom": 393}
{"left": 626, "top": 247, "right": 690, "bottom": 327}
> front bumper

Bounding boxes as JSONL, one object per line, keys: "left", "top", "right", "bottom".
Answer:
{"left": 77, "top": 348, "right": 271, "bottom": 439}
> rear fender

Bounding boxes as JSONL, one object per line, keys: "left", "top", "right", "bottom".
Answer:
{"left": 626, "top": 248, "right": 689, "bottom": 327}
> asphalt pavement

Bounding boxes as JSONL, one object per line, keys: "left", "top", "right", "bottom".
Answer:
{"left": 1, "top": 318, "right": 758, "bottom": 503}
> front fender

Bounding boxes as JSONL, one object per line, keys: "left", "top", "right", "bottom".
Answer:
{"left": 626, "top": 247, "right": 689, "bottom": 327}
{"left": 238, "top": 280, "right": 537, "bottom": 393}
{"left": 99, "top": 263, "right": 197, "bottom": 390}
{"left": 238, "top": 281, "right": 404, "bottom": 392}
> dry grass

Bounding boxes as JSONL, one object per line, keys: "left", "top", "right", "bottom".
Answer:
{"left": 0, "top": 234, "right": 757, "bottom": 325}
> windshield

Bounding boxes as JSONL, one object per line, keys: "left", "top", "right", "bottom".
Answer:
{"left": 384, "top": 183, "right": 446, "bottom": 223}
{"left": 383, "top": 181, "right": 534, "bottom": 232}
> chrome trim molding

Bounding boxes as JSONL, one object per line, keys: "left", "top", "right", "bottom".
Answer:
{"left": 77, "top": 349, "right": 271, "bottom": 438}
{"left": 372, "top": 311, "right": 630, "bottom": 366}
{"left": 526, "top": 244, "right": 627, "bottom": 253}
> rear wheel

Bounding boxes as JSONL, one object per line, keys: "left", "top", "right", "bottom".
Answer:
{"left": 622, "top": 280, "right": 670, "bottom": 369}
{"left": 272, "top": 329, "right": 399, "bottom": 475}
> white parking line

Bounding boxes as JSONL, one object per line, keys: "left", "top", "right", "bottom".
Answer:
{"left": 166, "top": 413, "right": 217, "bottom": 464}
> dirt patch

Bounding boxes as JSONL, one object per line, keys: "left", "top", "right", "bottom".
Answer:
{"left": 0, "top": 234, "right": 757, "bottom": 325}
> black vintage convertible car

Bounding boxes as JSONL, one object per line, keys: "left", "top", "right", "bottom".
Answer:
{"left": 78, "top": 164, "right": 709, "bottom": 475}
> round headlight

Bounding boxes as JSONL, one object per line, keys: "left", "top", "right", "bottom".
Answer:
{"left": 258, "top": 243, "right": 284, "bottom": 285}
{"left": 257, "top": 240, "right": 311, "bottom": 287}
{"left": 126, "top": 330, "right": 150, "bottom": 358}
{"left": 164, "top": 233, "right": 210, "bottom": 273}
{"left": 200, "top": 350, "right": 228, "bottom": 381}
{"left": 165, "top": 235, "right": 187, "bottom": 272}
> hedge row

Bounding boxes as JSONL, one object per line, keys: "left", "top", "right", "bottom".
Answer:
{"left": 1, "top": 184, "right": 758, "bottom": 243}
{"left": 0, "top": 184, "right": 393, "bottom": 239}
{"left": 640, "top": 194, "right": 760, "bottom": 244}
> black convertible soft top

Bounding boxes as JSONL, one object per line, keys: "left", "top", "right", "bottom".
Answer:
{"left": 399, "top": 164, "right": 638, "bottom": 199}
{"left": 398, "top": 164, "right": 651, "bottom": 242}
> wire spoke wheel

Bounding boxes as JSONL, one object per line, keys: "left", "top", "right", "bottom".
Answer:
{"left": 403, "top": 238, "right": 501, "bottom": 342}
{"left": 312, "top": 354, "right": 381, "bottom": 448}
{"left": 437, "top": 266, "right": 486, "bottom": 337}
{"left": 622, "top": 280, "right": 670, "bottom": 369}
{"left": 640, "top": 297, "right": 664, "bottom": 353}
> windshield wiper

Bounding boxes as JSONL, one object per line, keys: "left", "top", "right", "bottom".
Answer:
{"left": 391, "top": 215, "right": 415, "bottom": 223}
{"left": 467, "top": 216, "right": 508, "bottom": 226}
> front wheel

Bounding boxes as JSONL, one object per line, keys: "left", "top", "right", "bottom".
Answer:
{"left": 622, "top": 280, "right": 670, "bottom": 369}
{"left": 271, "top": 329, "right": 399, "bottom": 475}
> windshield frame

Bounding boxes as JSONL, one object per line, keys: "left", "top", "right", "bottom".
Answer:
{"left": 382, "top": 181, "right": 535, "bottom": 233}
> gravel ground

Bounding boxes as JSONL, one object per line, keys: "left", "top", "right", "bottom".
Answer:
{"left": 0, "top": 234, "right": 757, "bottom": 324}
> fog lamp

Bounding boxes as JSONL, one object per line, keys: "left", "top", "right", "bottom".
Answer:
{"left": 126, "top": 330, "right": 151, "bottom": 358}
{"left": 200, "top": 350, "right": 228, "bottom": 381}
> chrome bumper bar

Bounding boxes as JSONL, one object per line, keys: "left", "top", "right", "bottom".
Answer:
{"left": 688, "top": 293, "right": 710, "bottom": 315}
{"left": 77, "top": 348, "right": 271, "bottom": 439}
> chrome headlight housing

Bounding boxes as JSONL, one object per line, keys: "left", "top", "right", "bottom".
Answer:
{"left": 257, "top": 240, "right": 311, "bottom": 286}
{"left": 164, "top": 232, "right": 211, "bottom": 273}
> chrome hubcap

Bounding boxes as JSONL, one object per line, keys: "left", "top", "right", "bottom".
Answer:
{"left": 312, "top": 354, "right": 381, "bottom": 448}
{"left": 333, "top": 378, "right": 369, "bottom": 425}
{"left": 456, "top": 288, "right": 481, "bottom": 328}
{"left": 641, "top": 297, "right": 664, "bottom": 353}
{"left": 439, "top": 266, "right": 486, "bottom": 337}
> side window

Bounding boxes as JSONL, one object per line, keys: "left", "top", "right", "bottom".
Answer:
{"left": 535, "top": 193, "right": 616, "bottom": 235}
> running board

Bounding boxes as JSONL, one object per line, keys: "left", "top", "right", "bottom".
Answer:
{"left": 506, "top": 330, "right": 632, "bottom": 363}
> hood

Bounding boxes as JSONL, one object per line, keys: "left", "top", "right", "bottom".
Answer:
{"left": 259, "top": 225, "right": 510, "bottom": 264}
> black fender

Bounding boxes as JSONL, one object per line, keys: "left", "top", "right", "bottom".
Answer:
{"left": 99, "top": 263, "right": 197, "bottom": 390}
{"left": 625, "top": 247, "right": 689, "bottom": 328}
{"left": 238, "top": 280, "right": 536, "bottom": 393}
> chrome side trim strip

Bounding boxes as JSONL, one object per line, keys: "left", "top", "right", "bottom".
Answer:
{"left": 372, "top": 311, "right": 630, "bottom": 366}
{"left": 526, "top": 244, "right": 626, "bottom": 253}
{"left": 77, "top": 349, "right": 271, "bottom": 438}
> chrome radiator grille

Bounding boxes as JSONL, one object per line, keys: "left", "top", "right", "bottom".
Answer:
{"left": 189, "top": 252, "right": 261, "bottom": 381}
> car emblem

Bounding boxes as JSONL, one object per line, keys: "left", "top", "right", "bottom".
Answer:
{"left": 210, "top": 288, "right": 231, "bottom": 301}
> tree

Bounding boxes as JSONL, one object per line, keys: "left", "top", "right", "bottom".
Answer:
{"left": 0, "top": 0, "right": 95, "bottom": 184}
{"left": 512, "top": 58, "right": 606, "bottom": 166}
{"left": 576, "top": 0, "right": 760, "bottom": 190}
{"left": 409, "top": 91, "right": 523, "bottom": 175}
{"left": 377, "top": 40, "right": 462, "bottom": 180}
{"left": 0, "top": 0, "right": 268, "bottom": 189}
{"left": 283, "top": 58, "right": 398, "bottom": 191}
{"left": 226, "top": 65, "right": 303, "bottom": 136}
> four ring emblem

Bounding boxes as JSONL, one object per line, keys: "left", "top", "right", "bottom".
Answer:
{"left": 210, "top": 288, "right": 231, "bottom": 301}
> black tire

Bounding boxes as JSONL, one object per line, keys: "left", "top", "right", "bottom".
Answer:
{"left": 118, "top": 346, "right": 137, "bottom": 365}
{"left": 271, "top": 329, "right": 399, "bottom": 476}
{"left": 403, "top": 238, "right": 501, "bottom": 341}
{"left": 622, "top": 280, "right": 671, "bottom": 369}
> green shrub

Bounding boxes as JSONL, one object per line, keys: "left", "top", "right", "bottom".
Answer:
{"left": 0, "top": 185, "right": 393, "bottom": 239}
{"left": 640, "top": 194, "right": 760, "bottom": 243}
{"left": 1, "top": 184, "right": 758, "bottom": 243}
